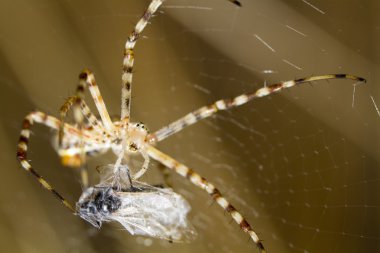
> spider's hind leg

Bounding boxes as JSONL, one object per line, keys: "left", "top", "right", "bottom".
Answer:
{"left": 146, "top": 145, "right": 266, "bottom": 252}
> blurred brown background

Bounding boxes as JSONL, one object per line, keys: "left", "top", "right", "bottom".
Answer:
{"left": 0, "top": 0, "right": 379, "bottom": 252}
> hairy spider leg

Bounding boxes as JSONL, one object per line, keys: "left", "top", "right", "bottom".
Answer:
{"left": 16, "top": 111, "right": 84, "bottom": 212}
{"left": 149, "top": 74, "right": 366, "bottom": 142}
{"left": 146, "top": 145, "right": 266, "bottom": 253}
{"left": 121, "top": 0, "right": 164, "bottom": 122}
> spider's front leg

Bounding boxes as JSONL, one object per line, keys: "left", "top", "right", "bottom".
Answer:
{"left": 149, "top": 74, "right": 366, "bottom": 143}
{"left": 59, "top": 69, "right": 114, "bottom": 146}
{"left": 120, "top": 0, "right": 240, "bottom": 123}
{"left": 145, "top": 145, "right": 266, "bottom": 253}
{"left": 59, "top": 96, "right": 104, "bottom": 148}
{"left": 121, "top": 0, "right": 164, "bottom": 122}
{"left": 59, "top": 69, "right": 114, "bottom": 148}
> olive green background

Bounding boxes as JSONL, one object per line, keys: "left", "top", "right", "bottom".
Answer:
{"left": 0, "top": 0, "right": 379, "bottom": 252}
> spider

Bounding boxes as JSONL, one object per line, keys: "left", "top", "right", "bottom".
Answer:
{"left": 16, "top": 0, "right": 366, "bottom": 252}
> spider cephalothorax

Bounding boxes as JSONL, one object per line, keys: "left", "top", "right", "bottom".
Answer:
{"left": 111, "top": 121, "right": 150, "bottom": 153}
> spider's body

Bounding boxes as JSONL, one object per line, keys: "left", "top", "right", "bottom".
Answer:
{"left": 16, "top": 0, "right": 366, "bottom": 252}
{"left": 56, "top": 87, "right": 152, "bottom": 174}
{"left": 57, "top": 121, "right": 150, "bottom": 159}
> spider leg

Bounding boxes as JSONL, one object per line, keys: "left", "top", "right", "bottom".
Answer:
{"left": 145, "top": 145, "right": 266, "bottom": 252}
{"left": 58, "top": 70, "right": 114, "bottom": 185}
{"left": 59, "top": 94, "right": 109, "bottom": 188}
{"left": 59, "top": 95, "right": 106, "bottom": 185}
{"left": 16, "top": 111, "right": 76, "bottom": 212}
{"left": 77, "top": 69, "right": 114, "bottom": 131}
{"left": 59, "top": 96, "right": 104, "bottom": 146}
{"left": 120, "top": 0, "right": 240, "bottom": 123}
{"left": 121, "top": 0, "right": 164, "bottom": 122}
{"left": 149, "top": 74, "right": 366, "bottom": 142}
{"left": 132, "top": 150, "right": 150, "bottom": 180}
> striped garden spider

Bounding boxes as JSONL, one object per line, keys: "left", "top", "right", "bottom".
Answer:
{"left": 16, "top": 0, "right": 366, "bottom": 252}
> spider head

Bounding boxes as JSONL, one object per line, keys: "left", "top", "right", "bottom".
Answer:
{"left": 76, "top": 187, "right": 122, "bottom": 228}
{"left": 126, "top": 122, "right": 149, "bottom": 152}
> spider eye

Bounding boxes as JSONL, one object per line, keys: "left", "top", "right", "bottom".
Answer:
{"left": 129, "top": 143, "right": 138, "bottom": 151}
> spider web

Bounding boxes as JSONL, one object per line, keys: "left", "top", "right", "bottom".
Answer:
{"left": 0, "top": 0, "right": 379, "bottom": 253}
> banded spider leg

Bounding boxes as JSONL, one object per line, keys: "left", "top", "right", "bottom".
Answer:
{"left": 149, "top": 74, "right": 366, "bottom": 142}
{"left": 120, "top": 0, "right": 242, "bottom": 122}
{"left": 17, "top": 72, "right": 116, "bottom": 208}
{"left": 58, "top": 69, "right": 114, "bottom": 187}
{"left": 146, "top": 145, "right": 266, "bottom": 252}
{"left": 141, "top": 74, "right": 365, "bottom": 252}
{"left": 15, "top": 0, "right": 365, "bottom": 251}
{"left": 119, "top": 0, "right": 241, "bottom": 179}
{"left": 15, "top": 111, "right": 99, "bottom": 212}
{"left": 58, "top": 69, "right": 114, "bottom": 156}
{"left": 15, "top": 0, "right": 169, "bottom": 202}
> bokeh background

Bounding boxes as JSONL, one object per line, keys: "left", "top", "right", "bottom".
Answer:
{"left": 0, "top": 0, "right": 379, "bottom": 252}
